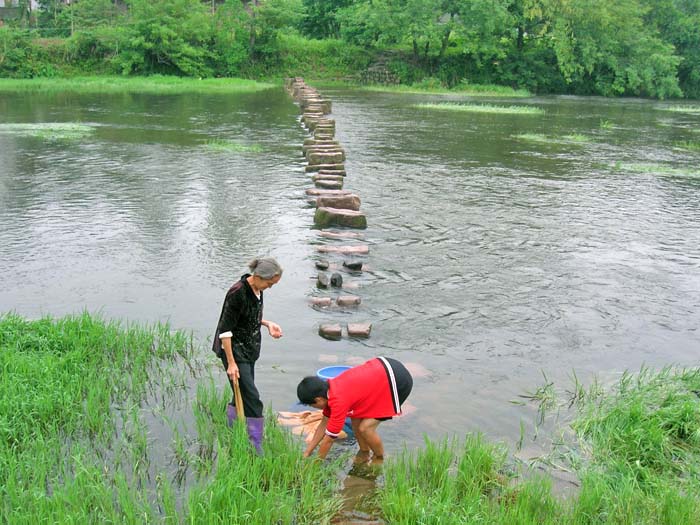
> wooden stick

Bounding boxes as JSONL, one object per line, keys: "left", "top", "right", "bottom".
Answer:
{"left": 233, "top": 378, "right": 246, "bottom": 423}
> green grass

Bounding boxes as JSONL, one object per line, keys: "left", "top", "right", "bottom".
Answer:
{"left": 655, "top": 105, "right": 700, "bottom": 114}
{"left": 205, "top": 139, "right": 264, "bottom": 153}
{"left": 359, "top": 82, "right": 530, "bottom": 98}
{"left": 614, "top": 162, "right": 700, "bottom": 177}
{"left": 0, "top": 313, "right": 342, "bottom": 524}
{"left": 0, "top": 122, "right": 94, "bottom": 140}
{"left": 0, "top": 75, "right": 276, "bottom": 94}
{"left": 376, "top": 367, "right": 700, "bottom": 524}
{"left": 514, "top": 133, "right": 591, "bottom": 144}
{"left": 674, "top": 140, "right": 700, "bottom": 152}
{"left": 416, "top": 102, "right": 544, "bottom": 115}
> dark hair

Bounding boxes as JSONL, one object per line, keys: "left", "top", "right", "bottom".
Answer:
{"left": 297, "top": 376, "right": 329, "bottom": 405}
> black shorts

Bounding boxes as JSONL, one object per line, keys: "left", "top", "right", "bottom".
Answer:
{"left": 376, "top": 357, "right": 413, "bottom": 421}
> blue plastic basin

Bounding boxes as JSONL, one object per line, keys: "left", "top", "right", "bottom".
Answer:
{"left": 316, "top": 365, "right": 351, "bottom": 380}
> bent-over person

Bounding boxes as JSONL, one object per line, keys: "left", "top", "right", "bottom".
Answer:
{"left": 296, "top": 356, "right": 413, "bottom": 464}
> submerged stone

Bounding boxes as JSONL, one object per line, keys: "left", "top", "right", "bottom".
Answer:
{"left": 343, "top": 260, "right": 364, "bottom": 271}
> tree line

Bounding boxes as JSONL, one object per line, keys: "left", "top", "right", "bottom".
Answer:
{"left": 1, "top": 0, "right": 699, "bottom": 99}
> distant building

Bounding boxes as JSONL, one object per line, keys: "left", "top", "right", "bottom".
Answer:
{"left": 0, "top": 0, "right": 41, "bottom": 21}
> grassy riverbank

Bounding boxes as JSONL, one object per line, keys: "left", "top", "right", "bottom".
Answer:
{"left": 377, "top": 367, "right": 700, "bottom": 524}
{"left": 0, "top": 313, "right": 340, "bottom": 524}
{"left": 0, "top": 76, "right": 276, "bottom": 94}
{"left": 3, "top": 313, "right": 698, "bottom": 523}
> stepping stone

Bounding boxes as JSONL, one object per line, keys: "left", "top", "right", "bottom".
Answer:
{"left": 319, "top": 323, "right": 342, "bottom": 340}
{"left": 305, "top": 163, "right": 345, "bottom": 172}
{"left": 312, "top": 174, "right": 344, "bottom": 183}
{"left": 347, "top": 322, "right": 372, "bottom": 338}
{"left": 310, "top": 297, "right": 332, "bottom": 307}
{"left": 315, "top": 259, "right": 330, "bottom": 270}
{"left": 317, "top": 245, "right": 369, "bottom": 255}
{"left": 336, "top": 296, "right": 361, "bottom": 307}
{"left": 305, "top": 188, "right": 352, "bottom": 196}
{"left": 317, "top": 194, "right": 361, "bottom": 211}
{"left": 315, "top": 180, "right": 343, "bottom": 190}
{"left": 318, "top": 230, "right": 364, "bottom": 239}
{"left": 314, "top": 207, "right": 367, "bottom": 229}
{"left": 330, "top": 272, "right": 343, "bottom": 287}
{"left": 343, "top": 260, "right": 363, "bottom": 271}
{"left": 318, "top": 169, "right": 346, "bottom": 177}
{"left": 317, "top": 272, "right": 330, "bottom": 288}
{"left": 303, "top": 139, "right": 340, "bottom": 147}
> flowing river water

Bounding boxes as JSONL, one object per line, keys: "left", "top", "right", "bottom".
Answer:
{"left": 1, "top": 87, "right": 699, "bottom": 465}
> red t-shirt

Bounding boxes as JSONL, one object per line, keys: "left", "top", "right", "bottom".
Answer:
{"left": 322, "top": 357, "right": 402, "bottom": 437}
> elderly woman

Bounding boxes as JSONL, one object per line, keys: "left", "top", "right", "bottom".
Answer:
{"left": 212, "top": 256, "right": 283, "bottom": 454}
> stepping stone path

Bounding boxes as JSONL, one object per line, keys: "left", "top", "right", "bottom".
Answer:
{"left": 285, "top": 77, "right": 374, "bottom": 344}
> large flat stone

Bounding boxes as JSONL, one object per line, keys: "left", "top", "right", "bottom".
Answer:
{"left": 315, "top": 180, "right": 343, "bottom": 190}
{"left": 319, "top": 323, "right": 342, "bottom": 340}
{"left": 305, "top": 188, "right": 353, "bottom": 196}
{"left": 316, "top": 245, "right": 369, "bottom": 255}
{"left": 314, "top": 207, "right": 367, "bottom": 229}
{"left": 336, "top": 296, "right": 361, "bottom": 306}
{"left": 305, "top": 163, "right": 345, "bottom": 173}
{"left": 316, "top": 194, "right": 361, "bottom": 211}
{"left": 347, "top": 322, "right": 372, "bottom": 338}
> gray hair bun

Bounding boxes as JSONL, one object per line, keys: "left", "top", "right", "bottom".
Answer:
{"left": 248, "top": 256, "right": 284, "bottom": 280}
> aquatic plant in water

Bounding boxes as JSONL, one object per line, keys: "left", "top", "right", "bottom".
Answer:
{"left": 614, "top": 162, "right": 700, "bottom": 178}
{"left": 205, "top": 139, "right": 264, "bottom": 153}
{"left": 674, "top": 140, "right": 700, "bottom": 152}
{"left": 654, "top": 105, "right": 700, "bottom": 114}
{"left": 0, "top": 122, "right": 94, "bottom": 140}
{"left": 514, "top": 133, "right": 590, "bottom": 144}
{"left": 416, "top": 103, "right": 544, "bottom": 115}
{"left": 360, "top": 82, "right": 530, "bottom": 98}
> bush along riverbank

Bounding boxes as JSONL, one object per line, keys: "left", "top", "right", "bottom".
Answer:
{"left": 2, "top": 312, "right": 698, "bottom": 523}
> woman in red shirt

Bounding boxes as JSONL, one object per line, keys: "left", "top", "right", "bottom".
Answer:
{"left": 297, "top": 357, "right": 413, "bottom": 464}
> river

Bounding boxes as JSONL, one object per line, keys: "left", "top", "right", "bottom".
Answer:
{"left": 1, "top": 86, "right": 699, "bottom": 454}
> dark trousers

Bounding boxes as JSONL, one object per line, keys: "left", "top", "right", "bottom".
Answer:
{"left": 221, "top": 355, "right": 264, "bottom": 418}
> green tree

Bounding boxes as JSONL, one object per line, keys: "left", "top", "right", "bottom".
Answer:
{"left": 300, "top": 0, "right": 351, "bottom": 38}
{"left": 538, "top": 0, "right": 681, "bottom": 97}
{"left": 114, "top": 0, "right": 214, "bottom": 76}
{"left": 643, "top": 0, "right": 700, "bottom": 98}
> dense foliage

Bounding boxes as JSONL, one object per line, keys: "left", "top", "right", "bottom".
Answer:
{"left": 2, "top": 0, "right": 699, "bottom": 98}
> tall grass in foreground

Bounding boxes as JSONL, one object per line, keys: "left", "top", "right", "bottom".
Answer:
{"left": 1, "top": 313, "right": 341, "bottom": 524}
{"left": 378, "top": 367, "right": 700, "bottom": 524}
{"left": 415, "top": 102, "right": 544, "bottom": 115}
{"left": 0, "top": 75, "right": 275, "bottom": 94}
{"left": 187, "top": 380, "right": 343, "bottom": 524}
{"left": 0, "top": 312, "right": 190, "bottom": 523}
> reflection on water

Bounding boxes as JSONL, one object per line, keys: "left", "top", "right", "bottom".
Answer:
{"left": 1, "top": 89, "right": 699, "bottom": 454}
